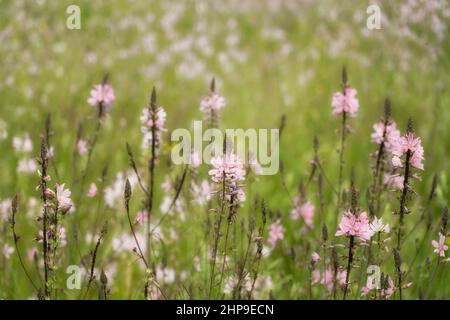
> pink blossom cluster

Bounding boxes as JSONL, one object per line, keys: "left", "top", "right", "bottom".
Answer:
{"left": 312, "top": 268, "right": 347, "bottom": 292}
{"left": 200, "top": 92, "right": 226, "bottom": 114}
{"left": 87, "top": 83, "right": 116, "bottom": 110}
{"left": 140, "top": 106, "right": 167, "bottom": 148}
{"left": 268, "top": 219, "right": 284, "bottom": 247}
{"left": 331, "top": 87, "right": 359, "bottom": 117}
{"left": 335, "top": 210, "right": 372, "bottom": 241}
{"left": 290, "top": 199, "right": 314, "bottom": 228}
{"left": 371, "top": 121, "right": 401, "bottom": 152}
{"left": 391, "top": 132, "right": 425, "bottom": 170}
{"left": 432, "top": 233, "right": 448, "bottom": 257}
{"left": 209, "top": 153, "right": 246, "bottom": 202}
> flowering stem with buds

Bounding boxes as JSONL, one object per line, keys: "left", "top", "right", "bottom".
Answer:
{"left": 396, "top": 149, "right": 411, "bottom": 251}
{"left": 38, "top": 139, "right": 50, "bottom": 298}
{"left": 343, "top": 235, "right": 354, "bottom": 300}
{"left": 146, "top": 88, "right": 157, "bottom": 267}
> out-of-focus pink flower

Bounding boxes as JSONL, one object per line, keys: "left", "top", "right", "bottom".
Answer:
{"left": 336, "top": 210, "right": 372, "bottom": 241}
{"left": 87, "top": 183, "right": 97, "bottom": 198}
{"left": 384, "top": 174, "right": 404, "bottom": 190}
{"left": 209, "top": 153, "right": 246, "bottom": 184}
{"left": 200, "top": 92, "right": 226, "bottom": 113}
{"left": 268, "top": 219, "right": 284, "bottom": 247}
{"left": 87, "top": 83, "right": 115, "bottom": 109}
{"left": 56, "top": 183, "right": 73, "bottom": 213}
{"left": 2, "top": 244, "right": 14, "bottom": 259}
{"left": 371, "top": 121, "right": 401, "bottom": 152}
{"left": 391, "top": 132, "right": 424, "bottom": 170}
{"left": 291, "top": 201, "right": 315, "bottom": 228}
{"left": 191, "top": 180, "right": 212, "bottom": 206}
{"left": 320, "top": 268, "right": 334, "bottom": 292}
{"left": 17, "top": 158, "right": 37, "bottom": 173}
{"left": 381, "top": 276, "right": 395, "bottom": 298}
{"left": 432, "top": 233, "right": 448, "bottom": 257}
{"left": 311, "top": 251, "right": 320, "bottom": 264}
{"left": 248, "top": 153, "right": 262, "bottom": 175}
{"left": 135, "top": 210, "right": 148, "bottom": 225}
{"left": 331, "top": 87, "right": 359, "bottom": 117}
{"left": 337, "top": 270, "right": 347, "bottom": 287}
{"left": 140, "top": 106, "right": 167, "bottom": 148}
{"left": 77, "top": 139, "right": 88, "bottom": 156}
{"left": 189, "top": 150, "right": 201, "bottom": 168}
{"left": 27, "top": 247, "right": 38, "bottom": 262}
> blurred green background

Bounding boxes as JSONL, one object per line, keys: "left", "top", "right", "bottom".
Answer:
{"left": 0, "top": 0, "right": 449, "bottom": 299}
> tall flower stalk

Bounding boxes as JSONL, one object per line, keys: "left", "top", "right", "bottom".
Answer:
{"left": 332, "top": 67, "right": 359, "bottom": 228}
{"left": 140, "top": 87, "right": 167, "bottom": 265}
{"left": 392, "top": 118, "right": 424, "bottom": 251}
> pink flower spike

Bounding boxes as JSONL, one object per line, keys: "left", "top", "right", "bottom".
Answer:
{"left": 336, "top": 210, "right": 372, "bottom": 241}
{"left": 331, "top": 87, "right": 359, "bottom": 117}
{"left": 87, "top": 83, "right": 115, "bottom": 110}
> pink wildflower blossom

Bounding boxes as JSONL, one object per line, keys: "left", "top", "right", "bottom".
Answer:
{"left": 140, "top": 106, "right": 167, "bottom": 148}
{"left": 268, "top": 220, "right": 284, "bottom": 247}
{"left": 87, "top": 83, "right": 115, "bottom": 110}
{"left": 336, "top": 210, "right": 372, "bottom": 241}
{"left": 2, "top": 244, "right": 14, "bottom": 259}
{"left": 383, "top": 174, "right": 404, "bottom": 190}
{"left": 56, "top": 184, "right": 73, "bottom": 213}
{"left": 391, "top": 132, "right": 424, "bottom": 170}
{"left": 371, "top": 121, "right": 401, "bottom": 152}
{"left": 311, "top": 251, "right": 320, "bottom": 264}
{"left": 331, "top": 87, "right": 359, "bottom": 117}
{"left": 200, "top": 92, "right": 226, "bottom": 113}
{"left": 77, "top": 139, "right": 88, "bottom": 156}
{"left": 291, "top": 200, "right": 315, "bottom": 228}
{"left": 432, "top": 233, "right": 448, "bottom": 257}
{"left": 87, "top": 183, "right": 97, "bottom": 198}
{"left": 209, "top": 153, "right": 246, "bottom": 203}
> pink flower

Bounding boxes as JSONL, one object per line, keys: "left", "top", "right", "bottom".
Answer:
{"left": 140, "top": 106, "right": 167, "bottom": 148}
{"left": 135, "top": 210, "right": 148, "bottom": 225}
{"left": 320, "top": 268, "right": 334, "bottom": 292}
{"left": 191, "top": 180, "right": 213, "bottom": 206}
{"left": 77, "top": 139, "right": 88, "bottom": 156}
{"left": 369, "top": 217, "right": 390, "bottom": 234}
{"left": 391, "top": 132, "right": 424, "bottom": 170}
{"left": 87, "top": 183, "right": 97, "bottom": 198}
{"left": 2, "top": 244, "right": 14, "bottom": 259}
{"left": 371, "top": 121, "right": 401, "bottom": 152}
{"left": 56, "top": 183, "right": 73, "bottom": 213}
{"left": 200, "top": 93, "right": 226, "bottom": 113}
{"left": 331, "top": 87, "right": 359, "bottom": 117}
{"left": 268, "top": 220, "right": 284, "bottom": 247}
{"left": 383, "top": 174, "right": 404, "bottom": 190}
{"left": 209, "top": 153, "right": 246, "bottom": 184}
{"left": 381, "top": 276, "right": 395, "bottom": 298}
{"left": 432, "top": 233, "right": 448, "bottom": 257}
{"left": 87, "top": 83, "right": 115, "bottom": 109}
{"left": 336, "top": 210, "right": 372, "bottom": 241}
{"left": 291, "top": 201, "right": 315, "bottom": 228}
{"left": 209, "top": 153, "right": 246, "bottom": 203}
{"left": 311, "top": 251, "right": 320, "bottom": 264}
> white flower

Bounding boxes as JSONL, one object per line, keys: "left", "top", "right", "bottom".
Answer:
{"left": 56, "top": 184, "right": 73, "bottom": 213}
{"left": 369, "top": 217, "right": 390, "bottom": 234}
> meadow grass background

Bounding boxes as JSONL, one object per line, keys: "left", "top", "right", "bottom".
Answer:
{"left": 0, "top": 0, "right": 449, "bottom": 299}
